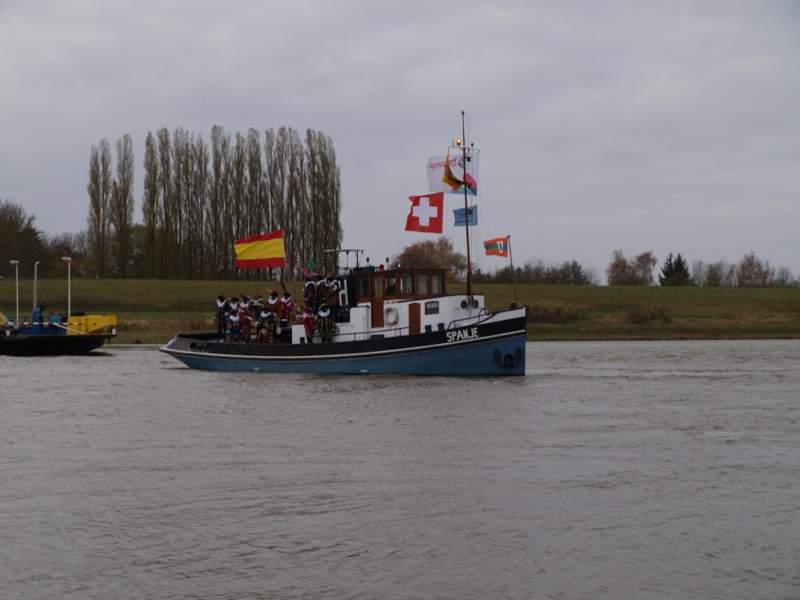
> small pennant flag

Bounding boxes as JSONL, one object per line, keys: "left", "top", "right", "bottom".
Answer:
{"left": 483, "top": 237, "right": 509, "bottom": 257}
{"left": 234, "top": 230, "right": 287, "bottom": 269}
{"left": 302, "top": 259, "right": 317, "bottom": 279}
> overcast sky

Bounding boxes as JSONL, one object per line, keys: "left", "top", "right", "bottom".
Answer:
{"left": 2, "top": 0, "right": 798, "bottom": 280}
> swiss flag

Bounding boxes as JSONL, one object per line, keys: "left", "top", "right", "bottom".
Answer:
{"left": 405, "top": 192, "right": 444, "bottom": 233}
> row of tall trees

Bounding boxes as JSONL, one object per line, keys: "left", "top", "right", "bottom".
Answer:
{"left": 87, "top": 136, "right": 135, "bottom": 278}
{"left": 86, "top": 126, "right": 341, "bottom": 279}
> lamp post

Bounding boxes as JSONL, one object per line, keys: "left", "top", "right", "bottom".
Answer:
{"left": 62, "top": 257, "right": 72, "bottom": 322}
{"left": 33, "top": 261, "right": 40, "bottom": 312}
{"left": 9, "top": 260, "right": 19, "bottom": 325}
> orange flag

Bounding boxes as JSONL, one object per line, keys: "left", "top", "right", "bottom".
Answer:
{"left": 483, "top": 237, "right": 509, "bottom": 257}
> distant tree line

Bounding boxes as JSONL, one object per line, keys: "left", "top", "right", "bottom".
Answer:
{"left": 479, "top": 258, "right": 599, "bottom": 285}
{"left": 391, "top": 239, "right": 600, "bottom": 285}
{"left": 84, "top": 125, "right": 342, "bottom": 279}
{"left": 605, "top": 249, "right": 798, "bottom": 287}
{"left": 0, "top": 199, "right": 87, "bottom": 279}
{"left": 394, "top": 242, "right": 798, "bottom": 288}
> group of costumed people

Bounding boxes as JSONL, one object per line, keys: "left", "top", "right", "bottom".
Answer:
{"left": 215, "top": 275, "right": 341, "bottom": 343}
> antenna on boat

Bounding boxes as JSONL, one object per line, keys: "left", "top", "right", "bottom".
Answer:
{"left": 459, "top": 110, "right": 474, "bottom": 302}
{"left": 325, "top": 248, "right": 364, "bottom": 274}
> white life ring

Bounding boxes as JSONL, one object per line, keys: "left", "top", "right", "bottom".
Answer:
{"left": 384, "top": 306, "right": 399, "bottom": 326}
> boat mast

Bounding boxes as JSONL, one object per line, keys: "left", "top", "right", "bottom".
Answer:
{"left": 460, "top": 110, "right": 473, "bottom": 300}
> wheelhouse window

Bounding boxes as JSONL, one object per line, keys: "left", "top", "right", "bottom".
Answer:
{"left": 356, "top": 276, "right": 370, "bottom": 301}
{"left": 430, "top": 273, "right": 443, "bottom": 294}
{"left": 416, "top": 273, "right": 428, "bottom": 295}
{"left": 373, "top": 276, "right": 384, "bottom": 298}
{"left": 400, "top": 273, "right": 413, "bottom": 295}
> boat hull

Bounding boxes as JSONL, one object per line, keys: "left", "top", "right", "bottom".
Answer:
{"left": 160, "top": 313, "right": 526, "bottom": 375}
{"left": 0, "top": 332, "right": 116, "bottom": 356}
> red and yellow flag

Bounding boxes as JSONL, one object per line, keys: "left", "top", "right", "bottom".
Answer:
{"left": 234, "top": 230, "right": 286, "bottom": 269}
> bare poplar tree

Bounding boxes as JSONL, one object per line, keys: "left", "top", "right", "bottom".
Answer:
{"left": 110, "top": 134, "right": 135, "bottom": 277}
{"left": 305, "top": 129, "right": 342, "bottom": 274}
{"left": 87, "top": 138, "right": 113, "bottom": 277}
{"left": 156, "top": 128, "right": 173, "bottom": 277}
{"left": 189, "top": 134, "right": 209, "bottom": 278}
{"left": 229, "top": 132, "right": 249, "bottom": 263}
{"left": 265, "top": 127, "right": 287, "bottom": 266}
{"left": 247, "top": 128, "right": 267, "bottom": 234}
{"left": 142, "top": 131, "right": 159, "bottom": 277}
{"left": 171, "top": 128, "right": 188, "bottom": 277}
{"left": 284, "top": 128, "right": 308, "bottom": 272}
{"left": 207, "top": 125, "right": 230, "bottom": 277}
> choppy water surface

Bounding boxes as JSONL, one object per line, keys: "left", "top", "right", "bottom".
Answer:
{"left": 1, "top": 340, "right": 798, "bottom": 599}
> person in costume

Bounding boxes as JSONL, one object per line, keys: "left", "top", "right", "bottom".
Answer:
{"left": 215, "top": 295, "right": 228, "bottom": 337}
{"left": 239, "top": 307, "right": 254, "bottom": 342}
{"left": 317, "top": 303, "right": 333, "bottom": 343}
{"left": 303, "top": 280, "right": 317, "bottom": 311}
{"left": 297, "top": 305, "right": 316, "bottom": 343}
{"left": 227, "top": 311, "right": 241, "bottom": 342}
{"left": 257, "top": 309, "right": 277, "bottom": 343}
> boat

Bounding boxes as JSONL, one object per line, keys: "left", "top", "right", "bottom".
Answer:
{"left": 160, "top": 263, "right": 526, "bottom": 375}
{"left": 1, "top": 303, "right": 118, "bottom": 356}
{"left": 160, "top": 126, "right": 527, "bottom": 375}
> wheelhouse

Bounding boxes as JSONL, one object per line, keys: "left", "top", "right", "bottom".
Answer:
{"left": 352, "top": 266, "right": 447, "bottom": 303}
{"left": 351, "top": 266, "right": 448, "bottom": 329}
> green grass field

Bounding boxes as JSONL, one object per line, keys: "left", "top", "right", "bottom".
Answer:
{"left": 3, "top": 278, "right": 799, "bottom": 344}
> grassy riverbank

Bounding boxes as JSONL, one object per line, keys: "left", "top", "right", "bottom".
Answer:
{"left": 4, "top": 278, "right": 799, "bottom": 344}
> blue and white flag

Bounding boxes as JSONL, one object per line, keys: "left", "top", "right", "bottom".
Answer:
{"left": 453, "top": 205, "right": 478, "bottom": 227}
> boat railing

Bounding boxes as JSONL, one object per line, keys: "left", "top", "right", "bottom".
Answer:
{"left": 448, "top": 308, "right": 493, "bottom": 330}
{"left": 328, "top": 324, "right": 412, "bottom": 343}
{"left": 51, "top": 322, "right": 86, "bottom": 335}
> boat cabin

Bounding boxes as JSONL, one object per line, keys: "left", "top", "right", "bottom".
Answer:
{"left": 351, "top": 266, "right": 448, "bottom": 329}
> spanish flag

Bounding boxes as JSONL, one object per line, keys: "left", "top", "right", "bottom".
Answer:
{"left": 234, "top": 230, "right": 287, "bottom": 269}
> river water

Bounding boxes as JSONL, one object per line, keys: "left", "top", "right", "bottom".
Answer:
{"left": 1, "top": 340, "right": 798, "bottom": 600}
